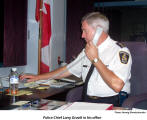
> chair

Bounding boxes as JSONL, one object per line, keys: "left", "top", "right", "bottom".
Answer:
{"left": 66, "top": 86, "right": 83, "bottom": 102}
{"left": 122, "top": 41, "right": 147, "bottom": 110}
{"left": 66, "top": 42, "right": 147, "bottom": 109}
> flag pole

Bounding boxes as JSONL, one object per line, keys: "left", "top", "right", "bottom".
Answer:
{"left": 38, "top": 0, "right": 43, "bottom": 74}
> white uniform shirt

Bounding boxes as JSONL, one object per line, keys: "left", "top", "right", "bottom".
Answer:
{"left": 67, "top": 36, "right": 132, "bottom": 97}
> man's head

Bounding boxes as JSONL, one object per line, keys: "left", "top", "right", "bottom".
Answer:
{"left": 81, "top": 12, "right": 109, "bottom": 33}
{"left": 81, "top": 12, "right": 109, "bottom": 44}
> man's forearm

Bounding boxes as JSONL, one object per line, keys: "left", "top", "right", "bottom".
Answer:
{"left": 37, "top": 66, "right": 72, "bottom": 80}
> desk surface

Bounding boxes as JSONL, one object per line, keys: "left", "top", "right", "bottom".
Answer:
{"left": 0, "top": 96, "right": 125, "bottom": 110}
{"left": 0, "top": 76, "right": 124, "bottom": 110}
{"left": 0, "top": 86, "right": 75, "bottom": 109}
{"left": 0, "top": 75, "right": 83, "bottom": 110}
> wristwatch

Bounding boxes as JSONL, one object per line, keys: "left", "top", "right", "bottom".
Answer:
{"left": 92, "top": 58, "right": 99, "bottom": 63}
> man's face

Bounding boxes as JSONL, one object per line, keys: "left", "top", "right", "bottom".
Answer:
{"left": 81, "top": 21, "right": 96, "bottom": 43}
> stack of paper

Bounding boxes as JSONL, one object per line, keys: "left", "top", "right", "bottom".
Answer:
{"left": 37, "top": 79, "right": 72, "bottom": 88}
{"left": 49, "top": 82, "right": 72, "bottom": 88}
{"left": 57, "top": 102, "right": 113, "bottom": 110}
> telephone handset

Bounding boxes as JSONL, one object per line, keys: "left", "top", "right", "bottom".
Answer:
{"left": 92, "top": 27, "right": 103, "bottom": 46}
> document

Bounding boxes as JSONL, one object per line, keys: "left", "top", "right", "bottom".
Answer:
{"left": 57, "top": 102, "right": 113, "bottom": 110}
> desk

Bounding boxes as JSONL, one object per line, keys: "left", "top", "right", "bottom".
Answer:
{"left": 0, "top": 91, "right": 126, "bottom": 110}
{"left": 0, "top": 87, "right": 74, "bottom": 109}
{"left": 0, "top": 76, "right": 125, "bottom": 110}
{"left": 0, "top": 75, "right": 83, "bottom": 110}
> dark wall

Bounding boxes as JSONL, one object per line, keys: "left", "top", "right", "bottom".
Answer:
{"left": 66, "top": 0, "right": 123, "bottom": 63}
{"left": 106, "top": 9, "right": 122, "bottom": 41}
{"left": 3, "top": 0, "right": 27, "bottom": 67}
{"left": 66, "top": 0, "right": 94, "bottom": 63}
{"left": 0, "top": 0, "right": 4, "bottom": 63}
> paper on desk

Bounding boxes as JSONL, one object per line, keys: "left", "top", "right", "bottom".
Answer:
{"left": 1, "top": 78, "right": 50, "bottom": 89}
{"left": 36, "top": 86, "right": 50, "bottom": 90}
{"left": 36, "top": 79, "right": 72, "bottom": 88}
{"left": 12, "top": 101, "right": 30, "bottom": 106}
{"left": 22, "top": 79, "right": 57, "bottom": 88}
{"left": 49, "top": 82, "right": 72, "bottom": 88}
{"left": 36, "top": 79, "right": 57, "bottom": 85}
{"left": 1, "top": 78, "right": 27, "bottom": 88}
{"left": 24, "top": 82, "right": 39, "bottom": 88}
{"left": 57, "top": 102, "right": 113, "bottom": 110}
{"left": 1, "top": 78, "right": 71, "bottom": 89}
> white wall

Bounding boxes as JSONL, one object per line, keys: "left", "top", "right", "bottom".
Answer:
{"left": 50, "top": 0, "right": 66, "bottom": 70}
{"left": 0, "top": 0, "right": 66, "bottom": 76}
{"left": 26, "top": 0, "right": 39, "bottom": 74}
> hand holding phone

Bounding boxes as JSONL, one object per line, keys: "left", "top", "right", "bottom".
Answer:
{"left": 92, "top": 27, "right": 103, "bottom": 46}
{"left": 84, "top": 27, "right": 103, "bottom": 62}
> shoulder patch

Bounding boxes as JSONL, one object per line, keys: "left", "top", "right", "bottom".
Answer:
{"left": 119, "top": 51, "right": 129, "bottom": 64}
{"left": 116, "top": 42, "right": 125, "bottom": 48}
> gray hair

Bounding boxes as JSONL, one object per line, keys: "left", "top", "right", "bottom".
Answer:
{"left": 81, "top": 12, "right": 109, "bottom": 33}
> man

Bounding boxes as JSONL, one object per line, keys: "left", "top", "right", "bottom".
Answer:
{"left": 20, "top": 12, "right": 132, "bottom": 106}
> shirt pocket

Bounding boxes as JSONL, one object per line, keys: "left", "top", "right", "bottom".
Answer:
{"left": 81, "top": 64, "right": 91, "bottom": 82}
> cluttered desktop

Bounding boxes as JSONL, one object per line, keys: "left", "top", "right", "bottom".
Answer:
{"left": 0, "top": 75, "right": 85, "bottom": 110}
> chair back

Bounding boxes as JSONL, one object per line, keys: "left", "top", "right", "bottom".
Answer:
{"left": 123, "top": 41, "right": 147, "bottom": 96}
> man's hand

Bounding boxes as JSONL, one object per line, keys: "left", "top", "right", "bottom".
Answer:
{"left": 85, "top": 41, "right": 99, "bottom": 62}
{"left": 19, "top": 74, "right": 39, "bottom": 82}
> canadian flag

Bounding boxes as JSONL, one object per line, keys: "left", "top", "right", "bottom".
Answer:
{"left": 36, "top": 0, "right": 52, "bottom": 74}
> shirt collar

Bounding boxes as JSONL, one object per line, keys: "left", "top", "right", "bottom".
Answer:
{"left": 98, "top": 36, "right": 111, "bottom": 53}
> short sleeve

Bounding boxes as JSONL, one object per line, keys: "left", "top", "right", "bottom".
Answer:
{"left": 109, "top": 47, "right": 132, "bottom": 83}
{"left": 67, "top": 49, "right": 85, "bottom": 78}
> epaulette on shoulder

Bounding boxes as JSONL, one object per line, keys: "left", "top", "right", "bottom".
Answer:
{"left": 116, "top": 42, "right": 126, "bottom": 48}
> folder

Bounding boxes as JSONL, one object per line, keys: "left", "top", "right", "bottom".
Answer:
{"left": 57, "top": 102, "right": 113, "bottom": 110}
